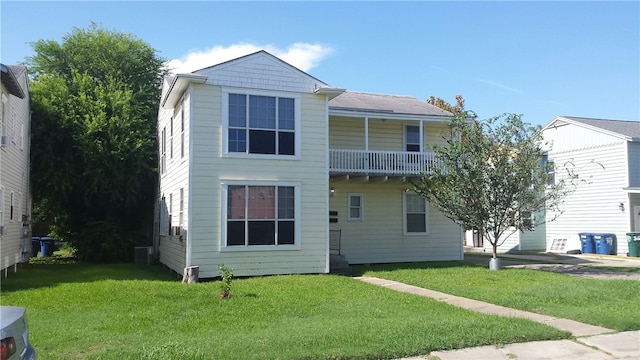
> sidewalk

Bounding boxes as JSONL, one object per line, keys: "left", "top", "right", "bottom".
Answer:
{"left": 356, "top": 276, "right": 640, "bottom": 359}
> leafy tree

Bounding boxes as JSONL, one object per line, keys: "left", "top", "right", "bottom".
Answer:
{"left": 412, "top": 112, "right": 581, "bottom": 262}
{"left": 427, "top": 95, "right": 465, "bottom": 114}
{"left": 28, "top": 24, "right": 167, "bottom": 261}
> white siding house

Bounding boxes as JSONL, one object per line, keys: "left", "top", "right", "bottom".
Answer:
{"left": 1, "top": 64, "right": 32, "bottom": 277}
{"left": 157, "top": 51, "right": 463, "bottom": 278}
{"left": 542, "top": 116, "right": 640, "bottom": 256}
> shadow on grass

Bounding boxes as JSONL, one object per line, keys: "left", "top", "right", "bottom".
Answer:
{"left": 1, "top": 256, "right": 179, "bottom": 293}
{"left": 351, "top": 260, "right": 482, "bottom": 276}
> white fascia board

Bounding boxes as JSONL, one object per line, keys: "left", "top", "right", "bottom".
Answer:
{"left": 161, "top": 74, "right": 207, "bottom": 109}
{"left": 314, "top": 86, "right": 346, "bottom": 100}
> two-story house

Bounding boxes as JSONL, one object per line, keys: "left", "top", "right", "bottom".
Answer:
{"left": 1, "top": 63, "right": 32, "bottom": 277}
{"left": 156, "top": 51, "right": 463, "bottom": 277}
{"left": 541, "top": 116, "right": 640, "bottom": 256}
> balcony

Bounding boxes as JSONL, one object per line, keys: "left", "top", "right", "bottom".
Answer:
{"left": 329, "top": 149, "right": 438, "bottom": 178}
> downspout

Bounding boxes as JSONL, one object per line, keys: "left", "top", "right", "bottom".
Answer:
{"left": 325, "top": 95, "right": 331, "bottom": 274}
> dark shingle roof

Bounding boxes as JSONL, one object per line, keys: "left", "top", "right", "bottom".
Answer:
{"left": 0, "top": 64, "right": 26, "bottom": 99}
{"left": 329, "top": 91, "right": 451, "bottom": 117}
{"left": 562, "top": 116, "right": 640, "bottom": 139}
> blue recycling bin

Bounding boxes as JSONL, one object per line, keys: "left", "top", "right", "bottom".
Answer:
{"left": 31, "top": 237, "right": 40, "bottom": 257}
{"left": 578, "top": 232, "right": 595, "bottom": 254}
{"left": 593, "top": 233, "right": 616, "bottom": 255}
{"left": 39, "top": 237, "right": 56, "bottom": 257}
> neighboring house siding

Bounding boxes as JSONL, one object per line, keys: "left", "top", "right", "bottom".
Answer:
{"left": 545, "top": 141, "right": 628, "bottom": 254}
{"left": 544, "top": 121, "right": 623, "bottom": 152}
{"left": 187, "top": 85, "right": 329, "bottom": 277}
{"left": 0, "top": 66, "right": 31, "bottom": 276}
{"left": 329, "top": 182, "right": 462, "bottom": 264}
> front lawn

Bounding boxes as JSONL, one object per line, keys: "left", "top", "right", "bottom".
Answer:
{"left": 356, "top": 261, "right": 640, "bottom": 331}
{"left": 0, "top": 262, "right": 568, "bottom": 360}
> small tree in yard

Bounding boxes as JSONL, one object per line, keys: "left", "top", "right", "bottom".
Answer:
{"left": 412, "top": 112, "right": 581, "bottom": 266}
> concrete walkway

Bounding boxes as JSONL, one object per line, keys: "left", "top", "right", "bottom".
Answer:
{"left": 355, "top": 277, "right": 640, "bottom": 359}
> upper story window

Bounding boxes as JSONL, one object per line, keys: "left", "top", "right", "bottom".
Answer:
{"left": 224, "top": 91, "right": 300, "bottom": 158}
{"left": 405, "top": 125, "right": 421, "bottom": 152}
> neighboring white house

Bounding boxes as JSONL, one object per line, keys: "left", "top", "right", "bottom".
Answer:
{"left": 542, "top": 116, "right": 640, "bottom": 256}
{"left": 1, "top": 64, "right": 32, "bottom": 277}
{"left": 156, "top": 51, "right": 463, "bottom": 277}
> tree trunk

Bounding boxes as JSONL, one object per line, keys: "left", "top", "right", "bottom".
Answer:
{"left": 182, "top": 266, "right": 199, "bottom": 284}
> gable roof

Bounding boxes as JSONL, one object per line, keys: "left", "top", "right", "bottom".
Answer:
{"left": 161, "top": 50, "right": 343, "bottom": 108}
{"left": 1, "top": 64, "right": 27, "bottom": 99}
{"left": 329, "top": 91, "right": 452, "bottom": 119}
{"left": 544, "top": 116, "right": 640, "bottom": 141}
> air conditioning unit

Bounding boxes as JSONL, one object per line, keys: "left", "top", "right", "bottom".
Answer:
{"left": 0, "top": 135, "right": 9, "bottom": 147}
{"left": 134, "top": 246, "right": 153, "bottom": 265}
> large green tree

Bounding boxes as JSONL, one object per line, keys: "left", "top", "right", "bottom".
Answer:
{"left": 412, "top": 112, "right": 582, "bottom": 264}
{"left": 28, "top": 24, "right": 167, "bottom": 261}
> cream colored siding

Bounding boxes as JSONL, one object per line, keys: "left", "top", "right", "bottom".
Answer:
{"left": 329, "top": 182, "right": 462, "bottom": 264}
{"left": 186, "top": 87, "right": 329, "bottom": 277}
{"left": 0, "top": 67, "right": 31, "bottom": 275}
{"left": 330, "top": 117, "right": 365, "bottom": 149}
{"left": 545, "top": 141, "right": 629, "bottom": 254}
{"left": 329, "top": 118, "right": 450, "bottom": 151}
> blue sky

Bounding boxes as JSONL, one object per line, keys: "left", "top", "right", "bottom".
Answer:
{"left": 2, "top": 1, "right": 638, "bottom": 125}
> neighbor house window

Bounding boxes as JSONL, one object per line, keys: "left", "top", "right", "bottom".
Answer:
{"left": 169, "top": 116, "right": 173, "bottom": 160}
{"left": 348, "top": 193, "right": 363, "bottom": 221}
{"left": 404, "top": 192, "right": 428, "bottom": 234}
{"left": 225, "top": 92, "right": 298, "bottom": 156}
{"left": 224, "top": 184, "right": 297, "bottom": 247}
{"left": 160, "top": 127, "right": 166, "bottom": 174}
{"left": 180, "top": 105, "right": 185, "bottom": 158}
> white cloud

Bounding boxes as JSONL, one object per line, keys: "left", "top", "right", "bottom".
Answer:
{"left": 165, "top": 43, "right": 334, "bottom": 74}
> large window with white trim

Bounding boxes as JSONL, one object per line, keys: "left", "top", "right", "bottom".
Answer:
{"left": 223, "top": 183, "right": 298, "bottom": 247}
{"left": 225, "top": 92, "right": 298, "bottom": 156}
{"left": 403, "top": 191, "right": 429, "bottom": 234}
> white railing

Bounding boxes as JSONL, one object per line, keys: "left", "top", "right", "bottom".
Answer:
{"left": 329, "top": 149, "right": 438, "bottom": 176}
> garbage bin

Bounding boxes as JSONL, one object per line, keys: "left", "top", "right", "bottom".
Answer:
{"left": 578, "top": 232, "right": 595, "bottom": 254}
{"left": 627, "top": 233, "right": 640, "bottom": 257}
{"left": 31, "top": 237, "right": 40, "bottom": 257}
{"left": 593, "top": 233, "right": 616, "bottom": 255}
{"left": 39, "top": 237, "right": 56, "bottom": 257}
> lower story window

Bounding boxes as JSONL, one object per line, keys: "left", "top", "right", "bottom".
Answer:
{"left": 404, "top": 191, "right": 429, "bottom": 234}
{"left": 225, "top": 184, "right": 296, "bottom": 246}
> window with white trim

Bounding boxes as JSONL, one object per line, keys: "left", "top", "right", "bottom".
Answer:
{"left": 404, "top": 192, "right": 429, "bottom": 234}
{"left": 225, "top": 92, "right": 297, "bottom": 156}
{"left": 169, "top": 116, "right": 173, "bottom": 160}
{"left": 180, "top": 105, "right": 185, "bottom": 158}
{"left": 223, "top": 184, "right": 297, "bottom": 246}
{"left": 348, "top": 193, "right": 363, "bottom": 221}
{"left": 160, "top": 127, "right": 166, "bottom": 174}
{"left": 405, "top": 125, "right": 420, "bottom": 152}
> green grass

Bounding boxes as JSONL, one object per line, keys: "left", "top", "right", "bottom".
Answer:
{"left": 355, "top": 262, "right": 640, "bottom": 331}
{"left": 0, "top": 262, "right": 568, "bottom": 360}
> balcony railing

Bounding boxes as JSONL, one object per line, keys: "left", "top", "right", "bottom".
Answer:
{"left": 329, "top": 149, "right": 438, "bottom": 176}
